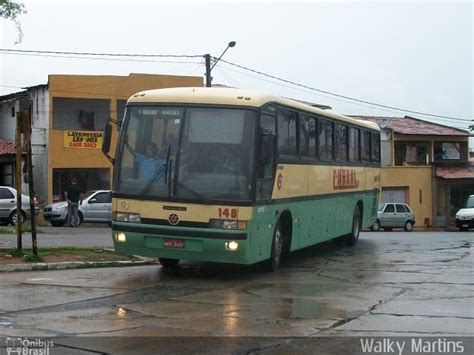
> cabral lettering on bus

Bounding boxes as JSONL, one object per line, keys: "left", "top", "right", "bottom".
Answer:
{"left": 333, "top": 169, "right": 359, "bottom": 190}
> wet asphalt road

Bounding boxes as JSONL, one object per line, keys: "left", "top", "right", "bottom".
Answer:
{"left": 0, "top": 231, "right": 472, "bottom": 354}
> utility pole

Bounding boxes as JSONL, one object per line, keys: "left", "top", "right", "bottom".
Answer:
{"left": 205, "top": 54, "right": 212, "bottom": 87}
{"left": 204, "top": 41, "right": 236, "bottom": 88}
{"left": 25, "top": 109, "right": 38, "bottom": 255}
{"left": 15, "top": 111, "right": 23, "bottom": 250}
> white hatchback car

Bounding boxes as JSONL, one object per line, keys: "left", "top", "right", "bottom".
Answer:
{"left": 43, "top": 190, "right": 112, "bottom": 227}
{"left": 0, "top": 186, "right": 37, "bottom": 225}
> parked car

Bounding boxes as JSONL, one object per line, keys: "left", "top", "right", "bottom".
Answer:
{"left": 371, "top": 202, "right": 416, "bottom": 232}
{"left": 43, "top": 190, "right": 112, "bottom": 227}
{"left": 0, "top": 186, "right": 38, "bottom": 225}
{"left": 455, "top": 195, "right": 474, "bottom": 231}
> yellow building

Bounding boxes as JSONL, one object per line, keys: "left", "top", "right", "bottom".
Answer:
{"left": 0, "top": 73, "right": 203, "bottom": 203}
{"left": 354, "top": 116, "right": 473, "bottom": 229}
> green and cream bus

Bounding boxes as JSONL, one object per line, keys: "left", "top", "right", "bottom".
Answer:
{"left": 103, "top": 87, "right": 381, "bottom": 271}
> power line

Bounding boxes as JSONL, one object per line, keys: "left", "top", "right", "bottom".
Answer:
{"left": 0, "top": 51, "right": 203, "bottom": 65}
{"left": 1, "top": 48, "right": 470, "bottom": 124}
{"left": 217, "top": 64, "right": 471, "bottom": 127}
{"left": 0, "top": 48, "right": 203, "bottom": 58}
{"left": 217, "top": 57, "right": 471, "bottom": 123}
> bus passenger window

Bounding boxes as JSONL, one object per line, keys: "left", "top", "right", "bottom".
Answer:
{"left": 372, "top": 132, "right": 380, "bottom": 162}
{"left": 319, "top": 119, "right": 333, "bottom": 161}
{"left": 361, "top": 130, "right": 371, "bottom": 161}
{"left": 349, "top": 127, "right": 360, "bottom": 162}
{"left": 300, "top": 114, "right": 317, "bottom": 158}
{"left": 335, "top": 123, "right": 348, "bottom": 161}
{"left": 277, "top": 109, "right": 297, "bottom": 157}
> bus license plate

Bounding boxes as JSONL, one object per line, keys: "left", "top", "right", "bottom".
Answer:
{"left": 164, "top": 239, "right": 185, "bottom": 248}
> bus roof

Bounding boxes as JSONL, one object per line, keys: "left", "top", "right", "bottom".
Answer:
{"left": 128, "top": 87, "right": 380, "bottom": 131}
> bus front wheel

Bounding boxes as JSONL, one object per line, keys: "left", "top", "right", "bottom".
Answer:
{"left": 264, "top": 221, "right": 284, "bottom": 272}
{"left": 159, "top": 257, "right": 179, "bottom": 268}
{"left": 346, "top": 206, "right": 361, "bottom": 246}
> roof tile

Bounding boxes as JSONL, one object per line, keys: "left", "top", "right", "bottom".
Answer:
{"left": 0, "top": 140, "right": 16, "bottom": 156}
{"left": 352, "top": 116, "right": 469, "bottom": 136}
{"left": 435, "top": 159, "right": 474, "bottom": 179}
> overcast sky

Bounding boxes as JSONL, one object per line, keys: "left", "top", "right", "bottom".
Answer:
{"left": 0, "top": 0, "right": 472, "bottom": 134}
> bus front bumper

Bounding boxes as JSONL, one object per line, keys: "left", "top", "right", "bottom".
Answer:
{"left": 111, "top": 222, "right": 254, "bottom": 264}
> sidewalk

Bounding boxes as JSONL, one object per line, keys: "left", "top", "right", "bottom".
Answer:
{"left": 0, "top": 258, "right": 155, "bottom": 272}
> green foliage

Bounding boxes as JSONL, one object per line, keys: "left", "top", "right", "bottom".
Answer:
{"left": 0, "top": 0, "right": 26, "bottom": 43}
{"left": 9, "top": 247, "right": 25, "bottom": 257}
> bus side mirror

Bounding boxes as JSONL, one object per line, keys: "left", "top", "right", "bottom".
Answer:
{"left": 259, "top": 133, "right": 276, "bottom": 169}
{"left": 102, "top": 123, "right": 112, "bottom": 154}
{"left": 102, "top": 123, "right": 114, "bottom": 164}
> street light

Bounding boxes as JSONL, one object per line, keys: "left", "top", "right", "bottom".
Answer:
{"left": 205, "top": 41, "right": 237, "bottom": 87}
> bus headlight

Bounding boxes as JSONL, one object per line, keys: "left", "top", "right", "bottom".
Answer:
{"left": 116, "top": 232, "right": 127, "bottom": 242}
{"left": 209, "top": 219, "right": 246, "bottom": 230}
{"left": 225, "top": 241, "right": 239, "bottom": 251}
{"left": 114, "top": 212, "right": 141, "bottom": 223}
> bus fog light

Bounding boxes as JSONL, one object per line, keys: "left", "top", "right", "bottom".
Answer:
{"left": 225, "top": 241, "right": 239, "bottom": 251}
{"left": 116, "top": 232, "right": 127, "bottom": 242}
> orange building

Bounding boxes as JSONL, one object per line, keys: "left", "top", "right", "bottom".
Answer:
{"left": 354, "top": 116, "right": 473, "bottom": 229}
{"left": 0, "top": 73, "right": 203, "bottom": 203}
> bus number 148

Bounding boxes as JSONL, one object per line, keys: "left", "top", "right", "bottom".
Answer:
{"left": 218, "top": 208, "right": 238, "bottom": 219}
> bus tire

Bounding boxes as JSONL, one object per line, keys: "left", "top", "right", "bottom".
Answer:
{"left": 264, "top": 221, "right": 284, "bottom": 272}
{"left": 159, "top": 257, "right": 179, "bottom": 268}
{"left": 346, "top": 206, "right": 361, "bottom": 246}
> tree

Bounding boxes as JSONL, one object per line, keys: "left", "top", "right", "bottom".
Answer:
{"left": 0, "top": 0, "right": 26, "bottom": 43}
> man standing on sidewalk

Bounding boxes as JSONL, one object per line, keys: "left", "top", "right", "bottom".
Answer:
{"left": 65, "top": 177, "right": 83, "bottom": 227}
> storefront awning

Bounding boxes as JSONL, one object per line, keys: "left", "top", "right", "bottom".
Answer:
{"left": 436, "top": 159, "right": 474, "bottom": 179}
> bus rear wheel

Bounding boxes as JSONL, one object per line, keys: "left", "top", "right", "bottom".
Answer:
{"left": 346, "top": 206, "right": 361, "bottom": 246}
{"left": 159, "top": 257, "right": 179, "bottom": 268}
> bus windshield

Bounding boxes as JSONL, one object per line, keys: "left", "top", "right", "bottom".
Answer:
{"left": 116, "top": 106, "right": 257, "bottom": 202}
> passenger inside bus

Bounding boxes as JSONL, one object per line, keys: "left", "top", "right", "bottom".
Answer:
{"left": 125, "top": 140, "right": 167, "bottom": 180}
{"left": 213, "top": 145, "right": 241, "bottom": 174}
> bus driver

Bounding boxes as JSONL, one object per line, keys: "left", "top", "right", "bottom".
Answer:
{"left": 125, "top": 139, "right": 167, "bottom": 180}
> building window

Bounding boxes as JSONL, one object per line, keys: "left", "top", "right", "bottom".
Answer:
{"left": 11, "top": 107, "right": 15, "bottom": 117}
{"left": 52, "top": 168, "right": 110, "bottom": 201}
{"left": 300, "top": 114, "right": 317, "bottom": 158}
{"left": 319, "top": 119, "right": 333, "bottom": 161}
{"left": 349, "top": 127, "right": 360, "bottom": 162}
{"left": 277, "top": 108, "right": 297, "bottom": 157}
{"left": 395, "top": 142, "right": 429, "bottom": 165}
{"left": 434, "top": 142, "right": 466, "bottom": 161}
{"left": 53, "top": 97, "right": 110, "bottom": 131}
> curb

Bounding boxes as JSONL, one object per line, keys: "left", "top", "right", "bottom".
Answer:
{"left": 0, "top": 258, "right": 156, "bottom": 272}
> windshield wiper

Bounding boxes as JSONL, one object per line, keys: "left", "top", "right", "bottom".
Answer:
{"left": 175, "top": 180, "right": 211, "bottom": 204}
{"left": 138, "top": 145, "right": 171, "bottom": 198}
